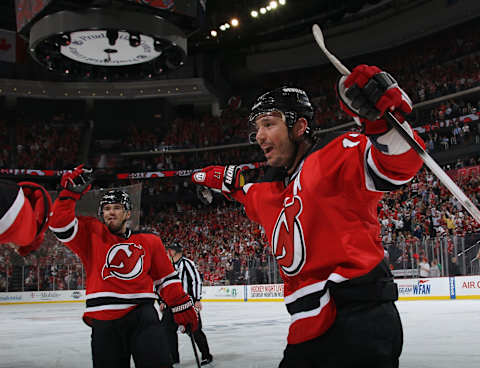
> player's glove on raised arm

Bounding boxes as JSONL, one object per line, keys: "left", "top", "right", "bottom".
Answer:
{"left": 191, "top": 165, "right": 245, "bottom": 198}
{"left": 59, "top": 164, "right": 93, "bottom": 199}
{"left": 336, "top": 64, "right": 413, "bottom": 136}
{"left": 169, "top": 294, "right": 199, "bottom": 332}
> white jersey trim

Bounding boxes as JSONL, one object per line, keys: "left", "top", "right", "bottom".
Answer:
{"left": 153, "top": 270, "right": 178, "bottom": 286}
{"left": 86, "top": 304, "right": 136, "bottom": 313}
{"left": 49, "top": 217, "right": 78, "bottom": 243}
{"left": 363, "top": 141, "right": 381, "bottom": 192}
{"left": 367, "top": 149, "right": 412, "bottom": 186}
{"left": 290, "top": 290, "right": 331, "bottom": 324}
{"left": 0, "top": 187, "right": 25, "bottom": 235}
{"left": 159, "top": 279, "right": 182, "bottom": 289}
{"left": 49, "top": 217, "right": 77, "bottom": 232}
{"left": 86, "top": 291, "right": 157, "bottom": 299}
{"left": 242, "top": 183, "right": 254, "bottom": 194}
{"left": 284, "top": 273, "right": 347, "bottom": 304}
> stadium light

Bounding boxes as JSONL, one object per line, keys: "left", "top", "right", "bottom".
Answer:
{"left": 210, "top": 30, "right": 217, "bottom": 37}
{"left": 220, "top": 25, "right": 226, "bottom": 31}
{"left": 224, "top": 23, "right": 231, "bottom": 29}
{"left": 251, "top": 10, "right": 258, "bottom": 17}
{"left": 279, "top": 0, "right": 286, "bottom": 5}
{"left": 230, "top": 18, "right": 239, "bottom": 27}
{"left": 270, "top": 1, "right": 278, "bottom": 9}
{"left": 260, "top": 7, "right": 267, "bottom": 14}
{"left": 266, "top": 5, "right": 271, "bottom": 11}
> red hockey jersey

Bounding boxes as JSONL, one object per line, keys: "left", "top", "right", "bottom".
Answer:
{"left": 49, "top": 192, "right": 183, "bottom": 323}
{"left": 0, "top": 182, "right": 35, "bottom": 246}
{"left": 232, "top": 132, "right": 424, "bottom": 344}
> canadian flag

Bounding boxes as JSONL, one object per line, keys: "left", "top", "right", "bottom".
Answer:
{"left": 0, "top": 29, "right": 15, "bottom": 63}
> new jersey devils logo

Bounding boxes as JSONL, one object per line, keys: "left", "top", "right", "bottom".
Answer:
{"left": 102, "top": 243, "right": 145, "bottom": 280}
{"left": 272, "top": 196, "right": 306, "bottom": 276}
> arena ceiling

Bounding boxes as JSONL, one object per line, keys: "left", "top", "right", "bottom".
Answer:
{"left": 0, "top": 0, "right": 386, "bottom": 51}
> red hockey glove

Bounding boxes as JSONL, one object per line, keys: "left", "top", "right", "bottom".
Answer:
{"left": 169, "top": 294, "right": 199, "bottom": 332}
{"left": 191, "top": 165, "right": 245, "bottom": 196}
{"left": 60, "top": 164, "right": 93, "bottom": 199}
{"left": 336, "top": 64, "right": 412, "bottom": 135}
{"left": 16, "top": 182, "right": 53, "bottom": 256}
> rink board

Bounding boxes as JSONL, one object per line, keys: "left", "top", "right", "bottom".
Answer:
{"left": 2, "top": 276, "right": 480, "bottom": 305}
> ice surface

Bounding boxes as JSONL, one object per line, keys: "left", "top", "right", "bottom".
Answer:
{"left": 0, "top": 300, "right": 479, "bottom": 367}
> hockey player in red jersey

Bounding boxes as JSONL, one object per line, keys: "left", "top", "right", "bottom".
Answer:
{"left": 192, "top": 65, "right": 425, "bottom": 368}
{"left": 0, "top": 180, "right": 52, "bottom": 256}
{"left": 49, "top": 165, "right": 198, "bottom": 368}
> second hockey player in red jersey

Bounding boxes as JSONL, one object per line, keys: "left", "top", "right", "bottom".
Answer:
{"left": 49, "top": 165, "right": 198, "bottom": 368}
{"left": 192, "top": 65, "right": 425, "bottom": 367}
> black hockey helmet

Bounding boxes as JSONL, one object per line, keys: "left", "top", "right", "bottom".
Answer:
{"left": 166, "top": 242, "right": 183, "bottom": 253}
{"left": 97, "top": 189, "right": 132, "bottom": 217}
{"left": 248, "top": 86, "right": 314, "bottom": 136}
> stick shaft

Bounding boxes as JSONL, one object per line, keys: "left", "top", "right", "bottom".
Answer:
{"left": 189, "top": 330, "right": 201, "bottom": 368}
{"left": 312, "top": 24, "right": 480, "bottom": 224}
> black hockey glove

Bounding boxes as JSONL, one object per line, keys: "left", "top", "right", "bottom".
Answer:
{"left": 60, "top": 164, "right": 93, "bottom": 199}
{"left": 336, "top": 64, "right": 412, "bottom": 136}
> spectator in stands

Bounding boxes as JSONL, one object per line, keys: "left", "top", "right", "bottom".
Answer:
{"left": 448, "top": 256, "right": 461, "bottom": 276}
{"left": 430, "top": 259, "right": 441, "bottom": 277}
{"left": 419, "top": 257, "right": 431, "bottom": 278}
{"left": 471, "top": 249, "right": 480, "bottom": 275}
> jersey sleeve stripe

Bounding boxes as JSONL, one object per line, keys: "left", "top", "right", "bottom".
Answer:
{"left": 0, "top": 187, "right": 24, "bottom": 235}
{"left": 153, "top": 270, "right": 179, "bottom": 287}
{"left": 160, "top": 278, "right": 182, "bottom": 289}
{"left": 86, "top": 304, "right": 137, "bottom": 313}
{"left": 367, "top": 148, "right": 412, "bottom": 186}
{"left": 86, "top": 292, "right": 157, "bottom": 299}
{"left": 289, "top": 291, "right": 331, "bottom": 324}
{"left": 49, "top": 217, "right": 78, "bottom": 243}
{"left": 49, "top": 217, "right": 77, "bottom": 232}
{"left": 242, "top": 183, "right": 254, "bottom": 194}
{"left": 284, "top": 273, "right": 347, "bottom": 304}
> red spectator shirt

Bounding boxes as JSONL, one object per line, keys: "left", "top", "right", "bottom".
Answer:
{"left": 232, "top": 131, "right": 424, "bottom": 344}
{"left": 49, "top": 192, "right": 183, "bottom": 324}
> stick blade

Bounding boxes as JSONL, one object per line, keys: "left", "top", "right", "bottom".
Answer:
{"left": 312, "top": 24, "right": 325, "bottom": 48}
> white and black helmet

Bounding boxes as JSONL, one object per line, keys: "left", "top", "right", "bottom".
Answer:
{"left": 97, "top": 189, "right": 132, "bottom": 217}
{"left": 249, "top": 86, "right": 314, "bottom": 136}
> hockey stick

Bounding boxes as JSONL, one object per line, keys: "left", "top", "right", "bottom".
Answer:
{"left": 188, "top": 329, "right": 201, "bottom": 368}
{"left": 312, "top": 24, "right": 480, "bottom": 225}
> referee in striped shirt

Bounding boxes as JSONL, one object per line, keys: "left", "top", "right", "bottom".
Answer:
{"left": 164, "top": 242, "right": 213, "bottom": 366}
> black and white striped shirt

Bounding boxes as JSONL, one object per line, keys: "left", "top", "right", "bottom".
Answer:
{"left": 173, "top": 256, "right": 202, "bottom": 302}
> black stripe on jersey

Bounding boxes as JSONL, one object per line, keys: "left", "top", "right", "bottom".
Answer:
{"left": 163, "top": 274, "right": 180, "bottom": 283}
{"left": 51, "top": 225, "right": 75, "bottom": 242}
{"left": 154, "top": 273, "right": 181, "bottom": 293}
{"left": 0, "top": 180, "right": 20, "bottom": 220}
{"left": 285, "top": 289, "right": 328, "bottom": 316}
{"left": 86, "top": 296, "right": 156, "bottom": 308}
{"left": 366, "top": 156, "right": 404, "bottom": 191}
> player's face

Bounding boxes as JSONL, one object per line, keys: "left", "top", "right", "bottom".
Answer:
{"left": 254, "top": 112, "right": 296, "bottom": 167}
{"left": 102, "top": 203, "right": 130, "bottom": 234}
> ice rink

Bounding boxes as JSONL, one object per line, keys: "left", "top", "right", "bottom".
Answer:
{"left": 1, "top": 299, "right": 479, "bottom": 368}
